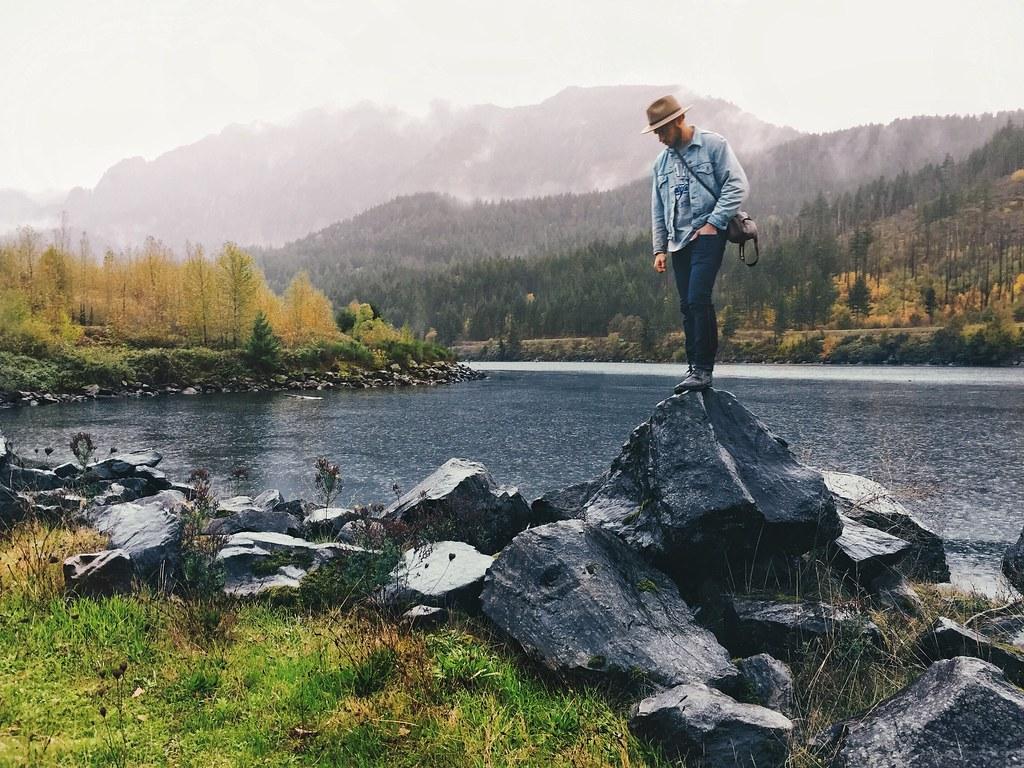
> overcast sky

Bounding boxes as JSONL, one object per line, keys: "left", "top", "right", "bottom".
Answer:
{"left": 3, "top": 0, "right": 1022, "bottom": 196}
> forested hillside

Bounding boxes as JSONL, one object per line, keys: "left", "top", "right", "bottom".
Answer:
{"left": 256, "top": 111, "right": 1024, "bottom": 302}
{"left": 301, "top": 123, "right": 1024, "bottom": 350}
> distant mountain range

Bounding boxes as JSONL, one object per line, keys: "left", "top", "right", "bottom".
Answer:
{"left": 12, "top": 85, "right": 799, "bottom": 249}
{"left": 4, "top": 85, "right": 1022, "bottom": 257}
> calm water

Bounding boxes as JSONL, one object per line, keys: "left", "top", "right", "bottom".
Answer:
{"left": 3, "top": 362, "right": 1023, "bottom": 593}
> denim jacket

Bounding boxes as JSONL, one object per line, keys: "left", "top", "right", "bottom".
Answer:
{"left": 651, "top": 126, "right": 749, "bottom": 254}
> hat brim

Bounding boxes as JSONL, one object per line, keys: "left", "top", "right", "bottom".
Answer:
{"left": 641, "top": 106, "right": 689, "bottom": 134}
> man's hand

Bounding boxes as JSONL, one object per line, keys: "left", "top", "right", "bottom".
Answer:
{"left": 653, "top": 252, "right": 667, "bottom": 273}
{"left": 690, "top": 222, "right": 719, "bottom": 241}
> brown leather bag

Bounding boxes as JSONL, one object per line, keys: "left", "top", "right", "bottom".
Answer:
{"left": 676, "top": 152, "right": 759, "bottom": 266}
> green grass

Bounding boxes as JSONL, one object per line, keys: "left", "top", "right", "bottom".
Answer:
{"left": 0, "top": 523, "right": 666, "bottom": 768}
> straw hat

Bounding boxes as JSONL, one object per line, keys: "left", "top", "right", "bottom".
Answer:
{"left": 641, "top": 95, "right": 692, "bottom": 134}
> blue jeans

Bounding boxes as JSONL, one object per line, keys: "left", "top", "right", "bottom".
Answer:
{"left": 671, "top": 229, "right": 726, "bottom": 371}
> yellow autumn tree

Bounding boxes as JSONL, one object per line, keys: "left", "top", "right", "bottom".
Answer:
{"left": 183, "top": 242, "right": 216, "bottom": 345}
{"left": 216, "top": 243, "right": 261, "bottom": 347}
{"left": 278, "top": 271, "right": 337, "bottom": 346}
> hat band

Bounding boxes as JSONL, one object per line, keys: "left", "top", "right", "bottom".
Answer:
{"left": 641, "top": 106, "right": 687, "bottom": 134}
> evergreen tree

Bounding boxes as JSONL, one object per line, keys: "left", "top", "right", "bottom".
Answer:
{"left": 245, "top": 311, "right": 281, "bottom": 372}
{"left": 848, "top": 274, "right": 872, "bottom": 318}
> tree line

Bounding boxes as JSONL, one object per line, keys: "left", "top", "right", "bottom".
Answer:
{"left": 331, "top": 123, "right": 1024, "bottom": 345}
{"left": 0, "top": 229, "right": 337, "bottom": 356}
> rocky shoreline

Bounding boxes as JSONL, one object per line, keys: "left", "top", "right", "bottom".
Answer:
{"left": 0, "top": 360, "right": 484, "bottom": 409}
{"left": 2, "top": 390, "right": 1023, "bottom": 766}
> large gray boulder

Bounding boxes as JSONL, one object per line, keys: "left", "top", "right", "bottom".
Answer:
{"left": 86, "top": 449, "right": 162, "bottom": 481}
{"left": 378, "top": 458, "right": 535, "bottom": 554}
{"left": 814, "top": 656, "right": 1024, "bottom": 767}
{"left": 584, "top": 390, "right": 840, "bottom": 579}
{"left": 383, "top": 541, "right": 494, "bottom": 610}
{"left": 1002, "top": 528, "right": 1024, "bottom": 594}
{"left": 87, "top": 490, "right": 186, "bottom": 584}
{"left": 722, "top": 597, "right": 880, "bottom": 660}
{"left": 828, "top": 514, "right": 911, "bottom": 586}
{"left": 481, "top": 519, "right": 739, "bottom": 691}
{"left": 63, "top": 549, "right": 135, "bottom": 598}
{"left": 823, "top": 471, "right": 949, "bottom": 582}
{"left": 216, "top": 531, "right": 366, "bottom": 596}
{"left": 917, "top": 616, "right": 1024, "bottom": 686}
{"left": 630, "top": 683, "right": 793, "bottom": 768}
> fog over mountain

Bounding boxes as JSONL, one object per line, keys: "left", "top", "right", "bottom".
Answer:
{"left": 6, "top": 85, "right": 1022, "bottom": 255}
{"left": 38, "top": 85, "right": 799, "bottom": 250}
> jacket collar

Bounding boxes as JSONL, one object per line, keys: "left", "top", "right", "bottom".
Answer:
{"left": 676, "top": 125, "right": 702, "bottom": 151}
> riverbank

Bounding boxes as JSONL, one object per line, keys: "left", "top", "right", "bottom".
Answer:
{"left": 0, "top": 346, "right": 482, "bottom": 409}
{"left": 455, "top": 320, "right": 1024, "bottom": 367}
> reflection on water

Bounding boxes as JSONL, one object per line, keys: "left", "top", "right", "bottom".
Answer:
{"left": 4, "top": 363, "right": 1023, "bottom": 593}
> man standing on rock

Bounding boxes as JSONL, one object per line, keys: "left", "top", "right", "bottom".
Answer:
{"left": 645, "top": 95, "right": 748, "bottom": 392}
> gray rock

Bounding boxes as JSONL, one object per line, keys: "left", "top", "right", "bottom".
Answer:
{"left": 869, "top": 570, "right": 924, "bottom": 615}
{"left": 216, "top": 489, "right": 283, "bottom": 516}
{"left": 530, "top": 473, "right": 607, "bottom": 523}
{"left": 87, "top": 490, "right": 186, "bottom": 584}
{"left": 383, "top": 541, "right": 494, "bottom": 610}
{"left": 823, "top": 471, "right": 949, "bottom": 582}
{"left": 31, "top": 489, "right": 86, "bottom": 516}
{"left": 917, "top": 617, "right": 1024, "bottom": 686}
{"left": 203, "top": 509, "right": 302, "bottom": 537}
{"left": 52, "top": 462, "right": 81, "bottom": 479}
{"left": 133, "top": 465, "right": 171, "bottom": 492}
{"left": 379, "top": 458, "right": 535, "bottom": 554}
{"left": 814, "top": 656, "right": 1024, "bottom": 767}
{"left": 584, "top": 391, "right": 840, "bottom": 579}
{"left": 216, "top": 531, "right": 366, "bottom": 596}
{"left": 336, "top": 519, "right": 386, "bottom": 546}
{"left": 481, "top": 519, "right": 739, "bottom": 691}
{"left": 723, "top": 597, "right": 881, "bottom": 660}
{"left": 1, "top": 484, "right": 28, "bottom": 526}
{"left": 1002, "top": 528, "right": 1024, "bottom": 594}
{"left": 829, "top": 514, "right": 911, "bottom": 585}
{"left": 89, "top": 483, "right": 134, "bottom": 508}
{"left": 1, "top": 465, "right": 64, "bottom": 491}
{"left": 736, "top": 654, "right": 796, "bottom": 717}
{"left": 168, "top": 482, "right": 198, "bottom": 500}
{"left": 86, "top": 449, "right": 163, "bottom": 480}
{"left": 302, "top": 506, "right": 360, "bottom": 538}
{"left": 402, "top": 604, "right": 449, "bottom": 630}
{"left": 273, "top": 498, "right": 312, "bottom": 518}
{"left": 978, "top": 614, "right": 1024, "bottom": 647}
{"left": 63, "top": 549, "right": 134, "bottom": 597}
{"left": 117, "top": 477, "right": 152, "bottom": 498}
{"left": 630, "top": 683, "right": 793, "bottom": 768}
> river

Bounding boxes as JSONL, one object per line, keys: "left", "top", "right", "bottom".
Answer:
{"left": 3, "top": 362, "right": 1022, "bottom": 593}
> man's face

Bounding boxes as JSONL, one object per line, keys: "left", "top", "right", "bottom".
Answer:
{"left": 653, "top": 115, "right": 686, "bottom": 147}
